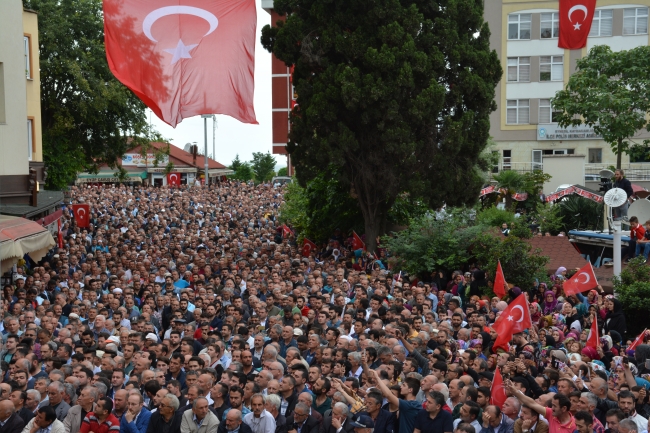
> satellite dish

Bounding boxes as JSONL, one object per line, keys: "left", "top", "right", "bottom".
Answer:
{"left": 629, "top": 199, "right": 650, "bottom": 224}
{"left": 604, "top": 188, "right": 627, "bottom": 208}
{"left": 600, "top": 169, "right": 615, "bottom": 179}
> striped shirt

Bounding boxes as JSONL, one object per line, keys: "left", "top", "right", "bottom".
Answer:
{"left": 80, "top": 412, "right": 121, "bottom": 433}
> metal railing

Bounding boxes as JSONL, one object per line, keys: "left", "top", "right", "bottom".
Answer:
{"left": 584, "top": 164, "right": 650, "bottom": 181}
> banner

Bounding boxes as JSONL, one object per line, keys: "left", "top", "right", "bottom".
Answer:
{"left": 480, "top": 185, "right": 496, "bottom": 197}
{"left": 545, "top": 185, "right": 603, "bottom": 204}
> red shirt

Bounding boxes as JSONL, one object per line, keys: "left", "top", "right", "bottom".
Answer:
{"left": 631, "top": 224, "right": 646, "bottom": 240}
{"left": 79, "top": 412, "right": 121, "bottom": 433}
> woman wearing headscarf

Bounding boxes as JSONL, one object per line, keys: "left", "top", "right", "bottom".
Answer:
{"left": 604, "top": 297, "right": 627, "bottom": 340}
{"left": 543, "top": 291, "right": 558, "bottom": 315}
{"left": 555, "top": 266, "right": 567, "bottom": 278}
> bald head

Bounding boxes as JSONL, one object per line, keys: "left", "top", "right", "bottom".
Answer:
{"left": 0, "top": 400, "right": 15, "bottom": 422}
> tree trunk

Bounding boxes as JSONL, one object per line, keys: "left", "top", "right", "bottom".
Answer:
{"left": 354, "top": 180, "right": 389, "bottom": 253}
{"left": 617, "top": 138, "right": 622, "bottom": 170}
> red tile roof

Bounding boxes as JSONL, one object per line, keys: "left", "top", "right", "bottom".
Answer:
{"left": 128, "top": 142, "right": 228, "bottom": 169}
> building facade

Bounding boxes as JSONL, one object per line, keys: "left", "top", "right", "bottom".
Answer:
{"left": 485, "top": 0, "right": 650, "bottom": 180}
{"left": 0, "top": 2, "right": 57, "bottom": 220}
{"left": 262, "top": 1, "right": 294, "bottom": 175}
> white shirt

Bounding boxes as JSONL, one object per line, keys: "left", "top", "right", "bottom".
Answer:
{"left": 243, "top": 410, "right": 276, "bottom": 433}
{"left": 453, "top": 418, "right": 481, "bottom": 433}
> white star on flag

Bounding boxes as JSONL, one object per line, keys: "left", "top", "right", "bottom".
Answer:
{"left": 164, "top": 39, "right": 198, "bottom": 65}
{"left": 574, "top": 22, "right": 582, "bottom": 30}
{"left": 507, "top": 315, "right": 514, "bottom": 321}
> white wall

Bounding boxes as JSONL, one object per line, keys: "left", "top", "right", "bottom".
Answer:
{"left": 543, "top": 155, "right": 586, "bottom": 194}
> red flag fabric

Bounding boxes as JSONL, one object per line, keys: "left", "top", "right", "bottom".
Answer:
{"left": 167, "top": 172, "right": 181, "bottom": 186}
{"left": 558, "top": 0, "right": 597, "bottom": 49}
{"left": 493, "top": 261, "right": 507, "bottom": 299}
{"left": 563, "top": 262, "right": 598, "bottom": 296}
{"left": 586, "top": 316, "right": 600, "bottom": 349}
{"left": 71, "top": 204, "right": 90, "bottom": 228}
{"left": 490, "top": 368, "right": 507, "bottom": 409}
{"left": 492, "top": 294, "right": 532, "bottom": 352}
{"left": 629, "top": 329, "right": 647, "bottom": 352}
{"left": 57, "top": 219, "right": 64, "bottom": 249}
{"left": 352, "top": 232, "right": 365, "bottom": 251}
{"left": 302, "top": 238, "right": 317, "bottom": 257}
{"left": 103, "top": 0, "right": 258, "bottom": 127}
{"left": 281, "top": 224, "right": 292, "bottom": 238}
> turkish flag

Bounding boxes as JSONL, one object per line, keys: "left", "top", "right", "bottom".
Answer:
{"left": 490, "top": 368, "right": 507, "bottom": 409}
{"left": 352, "top": 231, "right": 365, "bottom": 251}
{"left": 629, "top": 329, "right": 648, "bottom": 352}
{"left": 103, "top": 0, "right": 258, "bottom": 127}
{"left": 563, "top": 262, "right": 598, "bottom": 296}
{"left": 558, "top": 0, "right": 596, "bottom": 49}
{"left": 57, "top": 219, "right": 64, "bottom": 249}
{"left": 492, "top": 294, "right": 532, "bottom": 352}
{"left": 71, "top": 204, "right": 90, "bottom": 228}
{"left": 586, "top": 316, "right": 600, "bottom": 349}
{"left": 302, "top": 238, "right": 317, "bottom": 257}
{"left": 281, "top": 224, "right": 292, "bottom": 238}
{"left": 493, "top": 260, "right": 507, "bottom": 299}
{"left": 167, "top": 172, "right": 181, "bottom": 186}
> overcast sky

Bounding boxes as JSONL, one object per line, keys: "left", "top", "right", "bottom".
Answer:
{"left": 147, "top": 3, "right": 284, "bottom": 168}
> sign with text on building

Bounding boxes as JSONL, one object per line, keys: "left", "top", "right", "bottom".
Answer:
{"left": 122, "top": 153, "right": 169, "bottom": 166}
{"left": 537, "top": 124, "right": 602, "bottom": 141}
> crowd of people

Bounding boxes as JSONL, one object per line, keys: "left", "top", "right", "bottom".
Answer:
{"left": 1, "top": 181, "right": 650, "bottom": 433}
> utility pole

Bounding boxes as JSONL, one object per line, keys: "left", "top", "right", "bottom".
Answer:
{"left": 201, "top": 114, "right": 211, "bottom": 185}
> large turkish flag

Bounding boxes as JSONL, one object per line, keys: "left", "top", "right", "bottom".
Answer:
{"left": 167, "top": 172, "right": 181, "bottom": 186}
{"left": 563, "top": 262, "right": 598, "bottom": 296}
{"left": 103, "top": 0, "right": 258, "bottom": 127}
{"left": 558, "top": 0, "right": 596, "bottom": 49}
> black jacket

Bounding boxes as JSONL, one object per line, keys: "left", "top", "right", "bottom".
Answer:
{"left": 319, "top": 416, "right": 355, "bottom": 433}
{"left": 275, "top": 414, "right": 288, "bottom": 433}
{"left": 614, "top": 177, "right": 634, "bottom": 198}
{"left": 286, "top": 415, "right": 320, "bottom": 433}
{"left": 357, "top": 410, "right": 395, "bottom": 433}
{"left": 604, "top": 299, "right": 627, "bottom": 339}
{"left": 281, "top": 393, "right": 298, "bottom": 418}
{"left": 0, "top": 413, "right": 25, "bottom": 433}
{"left": 16, "top": 408, "right": 34, "bottom": 425}
{"left": 145, "top": 410, "right": 182, "bottom": 433}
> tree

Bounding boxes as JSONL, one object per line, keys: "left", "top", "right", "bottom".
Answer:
{"left": 277, "top": 167, "right": 289, "bottom": 176}
{"left": 228, "top": 154, "right": 254, "bottom": 181}
{"left": 614, "top": 258, "right": 650, "bottom": 336}
{"left": 24, "top": 0, "right": 151, "bottom": 189}
{"left": 552, "top": 45, "right": 650, "bottom": 169}
{"left": 251, "top": 152, "right": 277, "bottom": 182}
{"left": 261, "top": 0, "right": 502, "bottom": 252}
{"left": 230, "top": 154, "right": 245, "bottom": 172}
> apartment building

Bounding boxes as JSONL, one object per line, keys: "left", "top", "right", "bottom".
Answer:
{"left": 484, "top": 0, "right": 650, "bottom": 177}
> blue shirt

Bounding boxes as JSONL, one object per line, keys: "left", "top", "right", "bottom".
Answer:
{"left": 398, "top": 399, "right": 422, "bottom": 433}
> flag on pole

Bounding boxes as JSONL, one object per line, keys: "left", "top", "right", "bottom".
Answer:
{"left": 352, "top": 231, "right": 365, "bottom": 251}
{"left": 71, "top": 204, "right": 90, "bottom": 228}
{"left": 493, "top": 260, "right": 507, "bottom": 299}
{"left": 492, "top": 294, "right": 532, "bottom": 353}
{"left": 629, "top": 329, "right": 647, "bottom": 352}
{"left": 167, "top": 172, "right": 181, "bottom": 186}
{"left": 302, "top": 238, "right": 317, "bottom": 257}
{"left": 563, "top": 262, "right": 598, "bottom": 296}
{"left": 586, "top": 316, "right": 600, "bottom": 348}
{"left": 57, "top": 219, "right": 64, "bottom": 249}
{"left": 281, "top": 224, "right": 292, "bottom": 238}
{"left": 490, "top": 368, "right": 507, "bottom": 409}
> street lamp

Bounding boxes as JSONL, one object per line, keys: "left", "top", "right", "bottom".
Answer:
{"left": 201, "top": 114, "right": 212, "bottom": 185}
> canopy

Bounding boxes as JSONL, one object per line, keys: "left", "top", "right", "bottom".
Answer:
{"left": 0, "top": 215, "right": 55, "bottom": 273}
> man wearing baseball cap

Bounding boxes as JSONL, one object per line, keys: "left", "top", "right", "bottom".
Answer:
{"left": 350, "top": 414, "right": 375, "bottom": 433}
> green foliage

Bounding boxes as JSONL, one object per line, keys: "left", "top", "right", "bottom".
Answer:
{"left": 382, "top": 209, "right": 486, "bottom": 276}
{"left": 557, "top": 196, "right": 604, "bottom": 232}
{"left": 251, "top": 152, "right": 277, "bottom": 183}
{"left": 279, "top": 171, "right": 364, "bottom": 242}
{"left": 614, "top": 257, "right": 650, "bottom": 335}
{"left": 24, "top": 0, "right": 151, "bottom": 190}
{"left": 262, "top": 0, "right": 502, "bottom": 251}
{"left": 552, "top": 45, "right": 650, "bottom": 169}
{"left": 493, "top": 170, "right": 551, "bottom": 212}
{"left": 229, "top": 154, "right": 254, "bottom": 181}
{"left": 509, "top": 221, "right": 533, "bottom": 239}
{"left": 476, "top": 207, "right": 515, "bottom": 228}
{"left": 277, "top": 167, "right": 289, "bottom": 176}
{"left": 536, "top": 204, "right": 564, "bottom": 235}
{"left": 473, "top": 234, "right": 549, "bottom": 293}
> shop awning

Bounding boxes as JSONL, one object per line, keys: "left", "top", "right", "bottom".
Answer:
{"left": 76, "top": 172, "right": 146, "bottom": 183}
{"left": 0, "top": 215, "right": 55, "bottom": 273}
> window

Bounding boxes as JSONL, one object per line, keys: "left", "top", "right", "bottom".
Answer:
{"left": 492, "top": 151, "right": 499, "bottom": 173}
{"left": 27, "top": 118, "right": 33, "bottom": 161}
{"left": 507, "top": 57, "right": 530, "bottom": 82}
{"left": 24, "top": 36, "right": 31, "bottom": 79}
{"left": 543, "top": 149, "right": 574, "bottom": 155}
{"left": 623, "top": 8, "right": 648, "bottom": 35}
{"left": 532, "top": 150, "right": 543, "bottom": 171}
{"left": 507, "top": 99, "right": 530, "bottom": 124}
{"left": 540, "top": 56, "right": 563, "bottom": 81}
{"left": 588, "top": 148, "right": 602, "bottom": 164}
{"left": 589, "top": 9, "right": 613, "bottom": 37}
{"left": 541, "top": 12, "right": 560, "bottom": 38}
{"left": 539, "top": 99, "right": 561, "bottom": 124}
{"left": 508, "top": 14, "right": 532, "bottom": 40}
{"left": 503, "top": 150, "right": 512, "bottom": 171}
